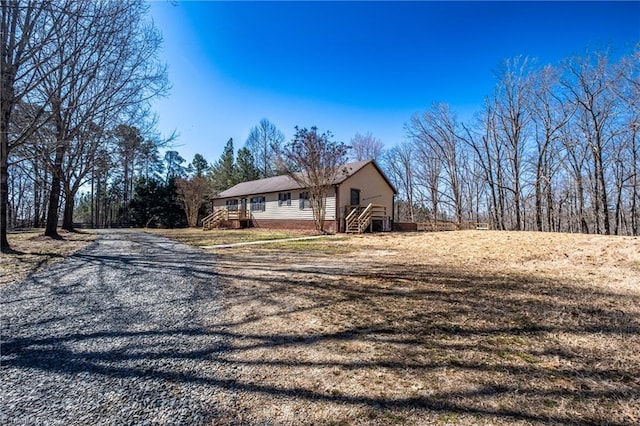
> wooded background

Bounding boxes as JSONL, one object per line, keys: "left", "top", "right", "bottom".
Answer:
{"left": 3, "top": 1, "right": 639, "bottom": 252}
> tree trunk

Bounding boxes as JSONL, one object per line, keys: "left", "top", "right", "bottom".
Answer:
{"left": 632, "top": 138, "right": 638, "bottom": 236}
{"left": 311, "top": 189, "right": 327, "bottom": 233}
{"left": 575, "top": 175, "right": 589, "bottom": 234}
{"left": 546, "top": 181, "right": 554, "bottom": 232}
{"left": 535, "top": 163, "right": 543, "bottom": 232}
{"left": 45, "top": 143, "right": 65, "bottom": 238}
{"left": 33, "top": 157, "right": 41, "bottom": 228}
{"left": 513, "top": 161, "right": 522, "bottom": 231}
{"left": 1, "top": 104, "right": 11, "bottom": 251}
{"left": 44, "top": 177, "right": 62, "bottom": 237}
{"left": 496, "top": 165, "right": 506, "bottom": 230}
{"left": 90, "top": 171, "right": 94, "bottom": 228}
{"left": 95, "top": 176, "right": 100, "bottom": 228}
{"left": 1, "top": 150, "right": 9, "bottom": 252}
{"left": 62, "top": 187, "right": 75, "bottom": 231}
{"left": 597, "top": 154, "right": 611, "bottom": 235}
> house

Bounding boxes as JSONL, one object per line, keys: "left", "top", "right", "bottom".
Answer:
{"left": 205, "top": 160, "right": 397, "bottom": 233}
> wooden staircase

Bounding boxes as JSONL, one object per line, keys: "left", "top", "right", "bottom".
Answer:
{"left": 202, "top": 208, "right": 251, "bottom": 230}
{"left": 202, "top": 209, "right": 227, "bottom": 230}
{"left": 345, "top": 203, "right": 387, "bottom": 234}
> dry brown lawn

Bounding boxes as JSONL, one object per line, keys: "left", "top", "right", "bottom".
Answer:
{"left": 0, "top": 229, "right": 96, "bottom": 287}
{"left": 5, "top": 227, "right": 637, "bottom": 424}
{"left": 141, "top": 227, "right": 319, "bottom": 247}
{"left": 200, "top": 230, "right": 640, "bottom": 425}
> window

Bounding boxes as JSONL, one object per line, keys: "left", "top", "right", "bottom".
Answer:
{"left": 299, "top": 191, "right": 310, "bottom": 210}
{"left": 250, "top": 196, "right": 265, "bottom": 211}
{"left": 350, "top": 188, "right": 360, "bottom": 206}
{"left": 225, "top": 199, "right": 238, "bottom": 210}
{"left": 278, "top": 192, "right": 291, "bottom": 207}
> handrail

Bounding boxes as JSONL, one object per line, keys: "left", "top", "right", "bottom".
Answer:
{"left": 345, "top": 206, "right": 359, "bottom": 222}
{"left": 345, "top": 203, "right": 388, "bottom": 233}
{"left": 202, "top": 208, "right": 227, "bottom": 230}
{"left": 203, "top": 207, "right": 253, "bottom": 230}
{"left": 345, "top": 206, "right": 361, "bottom": 232}
{"left": 358, "top": 203, "right": 373, "bottom": 220}
{"left": 357, "top": 204, "right": 373, "bottom": 233}
{"left": 201, "top": 211, "right": 218, "bottom": 224}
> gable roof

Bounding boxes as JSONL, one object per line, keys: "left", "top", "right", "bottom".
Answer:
{"left": 214, "top": 160, "right": 394, "bottom": 199}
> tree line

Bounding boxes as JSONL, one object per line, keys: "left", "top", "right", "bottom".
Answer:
{"left": 2, "top": 1, "right": 637, "bottom": 254}
{"left": 1, "top": 0, "right": 168, "bottom": 252}
{"left": 381, "top": 47, "right": 639, "bottom": 236}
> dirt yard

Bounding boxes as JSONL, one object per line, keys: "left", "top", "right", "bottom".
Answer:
{"left": 204, "top": 230, "right": 640, "bottom": 425}
{"left": 1, "top": 230, "right": 96, "bottom": 287}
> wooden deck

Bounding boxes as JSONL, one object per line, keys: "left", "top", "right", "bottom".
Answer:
{"left": 202, "top": 208, "right": 250, "bottom": 230}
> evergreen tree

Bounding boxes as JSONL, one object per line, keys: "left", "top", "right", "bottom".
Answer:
{"left": 209, "top": 138, "right": 237, "bottom": 193}
{"left": 129, "top": 177, "right": 186, "bottom": 228}
{"left": 236, "top": 147, "right": 259, "bottom": 182}
{"left": 191, "top": 153, "right": 209, "bottom": 177}
{"left": 164, "top": 150, "right": 186, "bottom": 182}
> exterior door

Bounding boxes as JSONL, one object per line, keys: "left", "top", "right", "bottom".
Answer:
{"left": 350, "top": 188, "right": 360, "bottom": 206}
{"left": 240, "top": 198, "right": 247, "bottom": 216}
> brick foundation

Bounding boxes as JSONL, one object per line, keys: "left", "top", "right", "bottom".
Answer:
{"left": 250, "top": 219, "right": 337, "bottom": 233}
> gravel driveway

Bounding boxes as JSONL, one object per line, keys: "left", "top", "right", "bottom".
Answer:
{"left": 1, "top": 230, "right": 232, "bottom": 425}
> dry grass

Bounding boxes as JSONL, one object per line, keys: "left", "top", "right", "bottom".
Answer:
{"left": 0, "top": 229, "right": 96, "bottom": 287}
{"left": 195, "top": 230, "right": 640, "bottom": 425}
{"left": 141, "top": 227, "right": 319, "bottom": 247}
{"left": 8, "top": 225, "right": 636, "bottom": 424}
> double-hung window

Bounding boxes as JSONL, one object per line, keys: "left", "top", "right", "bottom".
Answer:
{"left": 278, "top": 192, "right": 291, "bottom": 207}
{"left": 250, "top": 196, "right": 266, "bottom": 211}
{"left": 299, "top": 191, "right": 310, "bottom": 210}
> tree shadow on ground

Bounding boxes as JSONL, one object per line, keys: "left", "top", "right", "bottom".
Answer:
{"left": 2, "top": 239, "right": 639, "bottom": 425}
{"left": 209, "top": 250, "right": 640, "bottom": 424}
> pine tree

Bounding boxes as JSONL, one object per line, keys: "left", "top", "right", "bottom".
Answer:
{"left": 236, "top": 147, "right": 259, "bottom": 182}
{"left": 209, "top": 138, "right": 237, "bottom": 193}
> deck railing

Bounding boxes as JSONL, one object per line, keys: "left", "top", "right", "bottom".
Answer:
{"left": 345, "top": 203, "right": 387, "bottom": 233}
{"left": 202, "top": 209, "right": 227, "bottom": 230}
{"left": 202, "top": 207, "right": 251, "bottom": 230}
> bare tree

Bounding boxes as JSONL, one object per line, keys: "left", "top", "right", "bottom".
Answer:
{"left": 413, "top": 144, "right": 441, "bottom": 223}
{"left": 530, "top": 64, "right": 573, "bottom": 231}
{"left": 350, "top": 132, "right": 384, "bottom": 161}
{"left": 562, "top": 51, "right": 621, "bottom": 235}
{"left": 629, "top": 121, "right": 639, "bottom": 235}
{"left": 57, "top": 121, "right": 106, "bottom": 230}
{"left": 408, "top": 103, "right": 464, "bottom": 223}
{"left": 559, "top": 124, "right": 590, "bottom": 233}
{"left": 382, "top": 142, "right": 417, "bottom": 222}
{"left": 1, "top": 0, "right": 72, "bottom": 251}
{"left": 377, "top": 48, "right": 638, "bottom": 235}
{"left": 282, "top": 126, "right": 349, "bottom": 233}
{"left": 7, "top": 100, "right": 55, "bottom": 228}
{"left": 615, "top": 45, "right": 640, "bottom": 235}
{"left": 461, "top": 100, "right": 507, "bottom": 230}
{"left": 176, "top": 176, "right": 210, "bottom": 227}
{"left": 245, "top": 118, "right": 285, "bottom": 178}
{"left": 38, "top": 0, "right": 168, "bottom": 237}
{"left": 492, "top": 56, "right": 533, "bottom": 230}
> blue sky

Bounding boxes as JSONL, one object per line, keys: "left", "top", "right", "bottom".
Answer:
{"left": 148, "top": 1, "right": 640, "bottom": 165}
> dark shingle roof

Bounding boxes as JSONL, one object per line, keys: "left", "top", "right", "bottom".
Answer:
{"left": 214, "top": 160, "right": 372, "bottom": 199}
